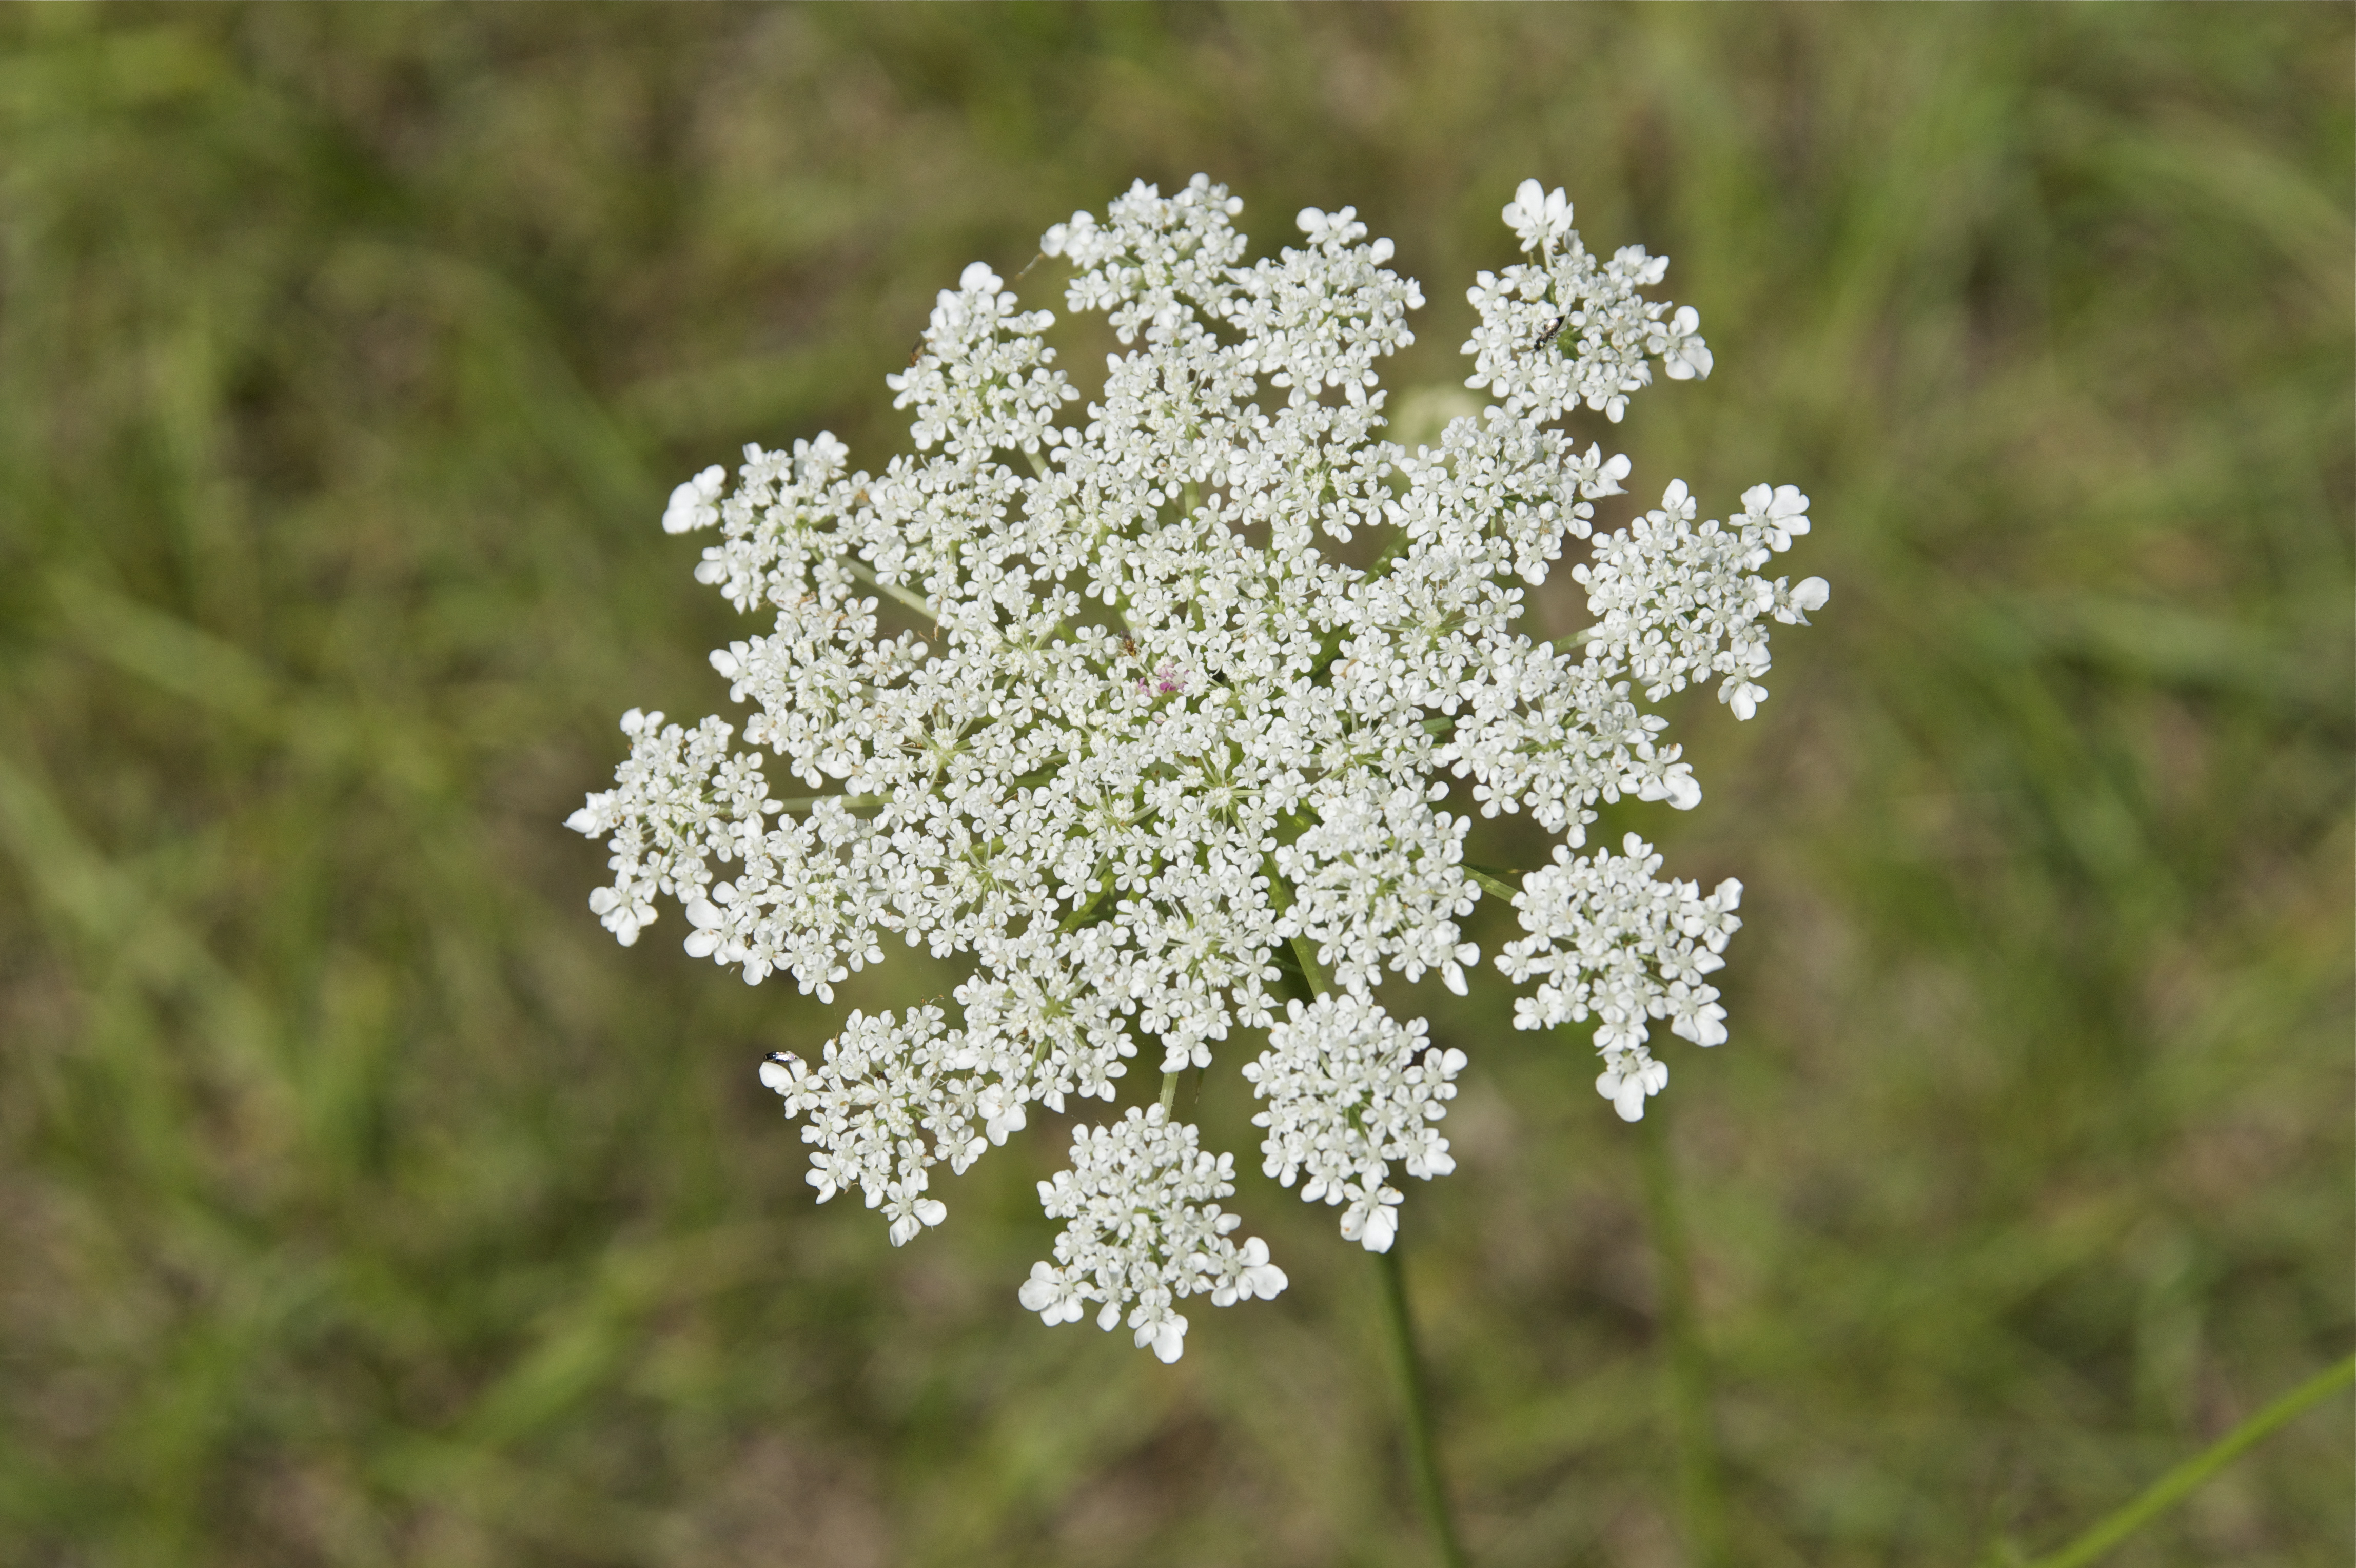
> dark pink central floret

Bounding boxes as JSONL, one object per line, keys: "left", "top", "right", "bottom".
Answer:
{"left": 1137, "top": 662, "right": 1186, "bottom": 697}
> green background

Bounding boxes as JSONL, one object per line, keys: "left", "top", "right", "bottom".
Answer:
{"left": 1, "top": 5, "right": 2347, "bottom": 1564}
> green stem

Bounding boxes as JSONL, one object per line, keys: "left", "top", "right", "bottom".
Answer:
{"left": 1636, "top": 1103, "right": 1730, "bottom": 1568}
{"left": 845, "top": 559, "right": 939, "bottom": 624}
{"left": 1059, "top": 873, "right": 1113, "bottom": 933}
{"left": 2021, "top": 1353, "right": 2356, "bottom": 1568}
{"left": 1460, "top": 861, "right": 1524, "bottom": 904}
{"left": 1288, "top": 932, "right": 1332, "bottom": 1002}
{"left": 1376, "top": 1245, "right": 1470, "bottom": 1568}
{"left": 1157, "top": 1069, "right": 1179, "bottom": 1116}
{"left": 1269, "top": 870, "right": 1465, "bottom": 1563}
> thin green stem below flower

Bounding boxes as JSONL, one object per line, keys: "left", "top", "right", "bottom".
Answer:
{"left": 1376, "top": 1245, "right": 1470, "bottom": 1568}
{"left": 1636, "top": 1102, "right": 1730, "bottom": 1568}
{"left": 1271, "top": 876, "right": 1461, "bottom": 1562}
{"left": 2015, "top": 1353, "right": 2356, "bottom": 1568}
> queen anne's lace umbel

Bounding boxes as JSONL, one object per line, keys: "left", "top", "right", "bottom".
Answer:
{"left": 1245, "top": 994, "right": 1466, "bottom": 1256}
{"left": 572, "top": 175, "right": 1823, "bottom": 1357}
{"left": 1018, "top": 1106, "right": 1289, "bottom": 1364}
{"left": 1496, "top": 833, "right": 1746, "bottom": 1122}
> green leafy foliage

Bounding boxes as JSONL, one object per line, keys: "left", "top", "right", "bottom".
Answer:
{"left": 0, "top": 6, "right": 2346, "bottom": 1563}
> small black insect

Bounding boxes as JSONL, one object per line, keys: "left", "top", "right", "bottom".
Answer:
{"left": 1529, "top": 313, "right": 1566, "bottom": 351}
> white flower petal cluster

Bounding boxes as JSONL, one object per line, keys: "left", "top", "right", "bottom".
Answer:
{"left": 1244, "top": 995, "right": 1466, "bottom": 1253}
{"left": 1276, "top": 785, "right": 1481, "bottom": 998}
{"left": 1018, "top": 1106, "right": 1289, "bottom": 1363}
{"left": 1471, "top": 178, "right": 1713, "bottom": 425}
{"left": 1496, "top": 833, "right": 1745, "bottom": 1122}
{"left": 1577, "top": 478, "right": 1829, "bottom": 722}
{"left": 570, "top": 173, "right": 1820, "bottom": 1355}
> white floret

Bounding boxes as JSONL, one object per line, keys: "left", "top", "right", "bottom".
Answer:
{"left": 1496, "top": 833, "right": 1745, "bottom": 1122}
{"left": 1244, "top": 995, "right": 1467, "bottom": 1251}
{"left": 1023, "top": 1107, "right": 1288, "bottom": 1362}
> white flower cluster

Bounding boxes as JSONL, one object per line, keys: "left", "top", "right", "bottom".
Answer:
{"left": 1496, "top": 833, "right": 1746, "bottom": 1122}
{"left": 1017, "top": 1106, "right": 1289, "bottom": 1363}
{"left": 1578, "top": 478, "right": 1828, "bottom": 722}
{"left": 571, "top": 173, "right": 1821, "bottom": 1355}
{"left": 1468, "top": 178, "right": 1715, "bottom": 424}
{"left": 1244, "top": 995, "right": 1466, "bottom": 1254}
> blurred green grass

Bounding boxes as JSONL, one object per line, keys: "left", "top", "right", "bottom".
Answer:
{"left": 0, "top": 4, "right": 2348, "bottom": 1564}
